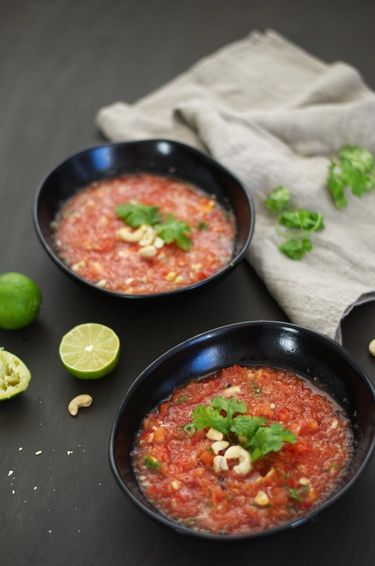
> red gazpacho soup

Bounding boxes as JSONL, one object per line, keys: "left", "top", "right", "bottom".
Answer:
{"left": 53, "top": 174, "right": 235, "bottom": 294}
{"left": 133, "top": 365, "right": 353, "bottom": 535}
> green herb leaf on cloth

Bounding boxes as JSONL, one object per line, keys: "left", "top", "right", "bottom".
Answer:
{"left": 278, "top": 209, "right": 325, "bottom": 232}
{"left": 279, "top": 238, "right": 313, "bottom": 260}
{"left": 327, "top": 145, "right": 375, "bottom": 208}
{"left": 265, "top": 186, "right": 291, "bottom": 213}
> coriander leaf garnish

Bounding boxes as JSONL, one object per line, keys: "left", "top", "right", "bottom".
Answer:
{"left": 183, "top": 423, "right": 196, "bottom": 434}
{"left": 190, "top": 395, "right": 296, "bottom": 463}
{"left": 327, "top": 145, "right": 375, "bottom": 208}
{"left": 248, "top": 422, "right": 296, "bottom": 462}
{"left": 144, "top": 455, "right": 160, "bottom": 472}
{"left": 288, "top": 488, "right": 300, "bottom": 501}
{"left": 116, "top": 203, "right": 162, "bottom": 227}
{"left": 116, "top": 203, "right": 192, "bottom": 251}
{"left": 192, "top": 404, "right": 228, "bottom": 434}
{"left": 249, "top": 381, "right": 262, "bottom": 395}
{"left": 265, "top": 186, "right": 291, "bottom": 213}
{"left": 230, "top": 415, "right": 266, "bottom": 441}
{"left": 192, "top": 396, "right": 247, "bottom": 434}
{"left": 279, "top": 238, "right": 313, "bottom": 260}
{"left": 197, "top": 221, "right": 209, "bottom": 231}
{"left": 156, "top": 214, "right": 192, "bottom": 251}
{"left": 175, "top": 394, "right": 189, "bottom": 404}
{"left": 210, "top": 396, "right": 247, "bottom": 421}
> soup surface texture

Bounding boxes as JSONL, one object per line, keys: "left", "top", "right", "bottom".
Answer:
{"left": 133, "top": 365, "right": 352, "bottom": 535}
{"left": 53, "top": 174, "right": 235, "bottom": 294}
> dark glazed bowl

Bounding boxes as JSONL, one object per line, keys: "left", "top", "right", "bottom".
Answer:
{"left": 109, "top": 321, "right": 375, "bottom": 541}
{"left": 33, "top": 139, "right": 254, "bottom": 299}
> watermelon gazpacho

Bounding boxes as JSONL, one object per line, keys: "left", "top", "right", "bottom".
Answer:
{"left": 53, "top": 173, "right": 235, "bottom": 294}
{"left": 133, "top": 365, "right": 353, "bottom": 535}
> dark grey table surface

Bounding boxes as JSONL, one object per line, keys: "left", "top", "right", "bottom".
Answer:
{"left": 1, "top": 1, "right": 375, "bottom": 564}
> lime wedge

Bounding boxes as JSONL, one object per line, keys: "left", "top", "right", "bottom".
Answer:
{"left": 0, "top": 349, "right": 31, "bottom": 400}
{"left": 59, "top": 323, "right": 120, "bottom": 379}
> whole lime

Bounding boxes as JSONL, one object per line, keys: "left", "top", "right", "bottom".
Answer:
{"left": 0, "top": 272, "right": 42, "bottom": 330}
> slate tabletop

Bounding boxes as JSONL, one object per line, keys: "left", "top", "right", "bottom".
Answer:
{"left": 1, "top": 1, "right": 375, "bottom": 565}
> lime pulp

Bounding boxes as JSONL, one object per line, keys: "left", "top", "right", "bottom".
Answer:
{"left": 0, "top": 349, "right": 31, "bottom": 400}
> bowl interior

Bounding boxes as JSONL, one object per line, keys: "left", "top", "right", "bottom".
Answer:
{"left": 35, "top": 139, "right": 253, "bottom": 282}
{"left": 110, "top": 321, "right": 375, "bottom": 539}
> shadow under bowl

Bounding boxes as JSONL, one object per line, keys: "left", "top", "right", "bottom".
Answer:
{"left": 110, "top": 321, "right": 375, "bottom": 540}
{"left": 34, "top": 139, "right": 254, "bottom": 299}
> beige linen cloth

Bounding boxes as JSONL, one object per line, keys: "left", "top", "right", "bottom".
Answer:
{"left": 96, "top": 30, "right": 375, "bottom": 340}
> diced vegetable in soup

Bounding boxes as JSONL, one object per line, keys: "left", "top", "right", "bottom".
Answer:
{"left": 53, "top": 174, "right": 235, "bottom": 294}
{"left": 132, "top": 365, "right": 353, "bottom": 535}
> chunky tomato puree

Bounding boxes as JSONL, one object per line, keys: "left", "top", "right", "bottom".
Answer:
{"left": 133, "top": 365, "right": 352, "bottom": 535}
{"left": 53, "top": 174, "right": 235, "bottom": 294}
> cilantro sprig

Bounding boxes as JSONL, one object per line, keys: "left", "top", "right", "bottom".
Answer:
{"left": 192, "top": 397, "right": 246, "bottom": 434}
{"left": 115, "top": 202, "right": 193, "bottom": 251}
{"left": 327, "top": 145, "right": 375, "bottom": 208}
{"left": 155, "top": 214, "right": 192, "bottom": 251}
{"left": 265, "top": 187, "right": 325, "bottom": 261}
{"left": 191, "top": 396, "right": 296, "bottom": 462}
{"left": 277, "top": 210, "right": 325, "bottom": 233}
{"left": 116, "top": 203, "right": 162, "bottom": 227}
{"left": 265, "top": 186, "right": 291, "bottom": 213}
{"left": 279, "top": 238, "right": 312, "bottom": 261}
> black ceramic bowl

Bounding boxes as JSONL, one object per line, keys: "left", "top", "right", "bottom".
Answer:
{"left": 34, "top": 139, "right": 254, "bottom": 299}
{"left": 110, "top": 321, "right": 375, "bottom": 541}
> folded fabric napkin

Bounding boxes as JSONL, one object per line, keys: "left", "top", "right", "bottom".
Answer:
{"left": 96, "top": 30, "right": 375, "bottom": 340}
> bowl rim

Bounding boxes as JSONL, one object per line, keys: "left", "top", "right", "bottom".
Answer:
{"left": 33, "top": 138, "right": 255, "bottom": 300}
{"left": 109, "top": 320, "right": 375, "bottom": 541}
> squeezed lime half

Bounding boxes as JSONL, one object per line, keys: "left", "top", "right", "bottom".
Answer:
{"left": 59, "top": 323, "right": 120, "bottom": 379}
{"left": 0, "top": 349, "right": 31, "bottom": 400}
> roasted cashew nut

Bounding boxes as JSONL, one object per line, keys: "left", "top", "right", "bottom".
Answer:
{"left": 211, "top": 440, "right": 229, "bottom": 454}
{"left": 213, "top": 455, "right": 228, "bottom": 473}
{"left": 68, "top": 394, "right": 93, "bottom": 416}
{"left": 117, "top": 226, "right": 145, "bottom": 242}
{"left": 139, "top": 225, "right": 156, "bottom": 247}
{"left": 224, "top": 445, "right": 252, "bottom": 475}
{"left": 138, "top": 245, "right": 157, "bottom": 258}
{"left": 206, "top": 428, "right": 223, "bottom": 441}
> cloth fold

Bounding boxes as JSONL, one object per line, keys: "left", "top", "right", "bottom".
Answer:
{"left": 96, "top": 30, "right": 375, "bottom": 339}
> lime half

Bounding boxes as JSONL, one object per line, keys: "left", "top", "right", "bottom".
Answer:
{"left": 59, "top": 323, "right": 120, "bottom": 379}
{"left": 0, "top": 349, "right": 31, "bottom": 400}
